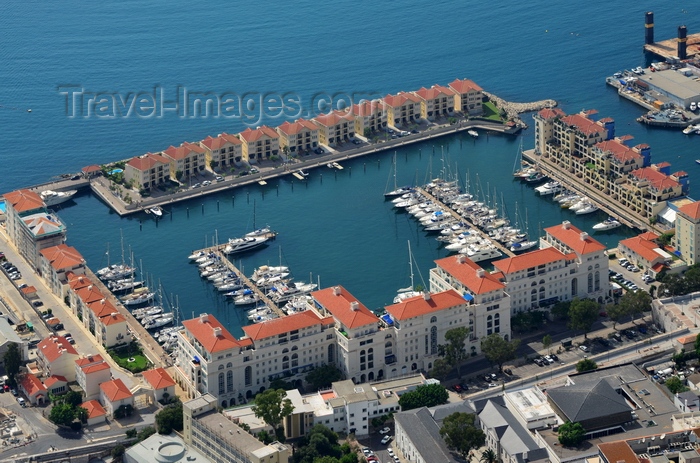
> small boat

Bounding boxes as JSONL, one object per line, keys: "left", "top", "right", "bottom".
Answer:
{"left": 696, "top": 160, "right": 700, "bottom": 165}
{"left": 683, "top": 124, "right": 700, "bottom": 135}
{"left": 467, "top": 130, "right": 479, "bottom": 138}
{"left": 385, "top": 186, "right": 414, "bottom": 198}
{"left": 245, "top": 227, "right": 275, "bottom": 238}
{"left": 510, "top": 241, "right": 538, "bottom": 252}
{"left": 145, "top": 314, "right": 174, "bottom": 330}
{"left": 298, "top": 169, "right": 309, "bottom": 177}
{"left": 188, "top": 251, "right": 207, "bottom": 261}
{"left": 40, "top": 189, "right": 77, "bottom": 207}
{"left": 592, "top": 217, "right": 622, "bottom": 231}
{"left": 522, "top": 172, "right": 545, "bottom": 183}
{"left": 535, "top": 181, "right": 561, "bottom": 195}
{"left": 234, "top": 294, "right": 260, "bottom": 306}
{"left": 575, "top": 203, "right": 599, "bottom": 215}
{"left": 121, "top": 291, "right": 155, "bottom": 306}
{"left": 149, "top": 206, "right": 163, "bottom": 217}
{"left": 251, "top": 265, "right": 289, "bottom": 281}
{"left": 97, "top": 264, "right": 136, "bottom": 281}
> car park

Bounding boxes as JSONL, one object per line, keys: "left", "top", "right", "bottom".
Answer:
{"left": 381, "top": 435, "right": 392, "bottom": 445}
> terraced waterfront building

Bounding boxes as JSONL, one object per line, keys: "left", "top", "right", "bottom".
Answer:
{"left": 533, "top": 108, "right": 688, "bottom": 220}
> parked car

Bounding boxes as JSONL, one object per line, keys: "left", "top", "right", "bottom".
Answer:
{"left": 504, "top": 368, "right": 513, "bottom": 375}
{"left": 10, "top": 389, "right": 17, "bottom": 396}
{"left": 215, "top": 175, "right": 224, "bottom": 182}
{"left": 18, "top": 283, "right": 27, "bottom": 290}
{"left": 202, "top": 180, "right": 211, "bottom": 186}
{"left": 579, "top": 345, "right": 589, "bottom": 352}
{"left": 352, "top": 139, "right": 362, "bottom": 145}
{"left": 453, "top": 384, "right": 462, "bottom": 393}
{"left": 379, "top": 427, "right": 391, "bottom": 434}
{"left": 381, "top": 435, "right": 392, "bottom": 445}
{"left": 191, "top": 183, "right": 201, "bottom": 189}
{"left": 362, "top": 448, "right": 372, "bottom": 456}
{"left": 16, "top": 397, "right": 25, "bottom": 407}
{"left": 32, "top": 301, "right": 43, "bottom": 307}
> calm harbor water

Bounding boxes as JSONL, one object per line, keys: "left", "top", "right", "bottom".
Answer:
{"left": 1, "top": 1, "right": 699, "bottom": 336}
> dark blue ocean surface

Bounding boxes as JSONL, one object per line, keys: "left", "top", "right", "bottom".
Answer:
{"left": 1, "top": 1, "right": 698, "bottom": 335}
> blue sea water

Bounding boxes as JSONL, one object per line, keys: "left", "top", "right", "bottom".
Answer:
{"left": 1, "top": 1, "right": 699, "bottom": 335}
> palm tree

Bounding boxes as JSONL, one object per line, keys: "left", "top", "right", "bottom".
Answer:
{"left": 480, "top": 449, "right": 498, "bottom": 463}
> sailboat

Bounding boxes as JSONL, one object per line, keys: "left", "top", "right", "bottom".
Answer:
{"left": 393, "top": 241, "right": 422, "bottom": 303}
{"left": 509, "top": 206, "right": 538, "bottom": 253}
{"left": 245, "top": 200, "right": 276, "bottom": 238}
{"left": 97, "top": 232, "right": 136, "bottom": 281}
{"left": 384, "top": 152, "right": 413, "bottom": 197}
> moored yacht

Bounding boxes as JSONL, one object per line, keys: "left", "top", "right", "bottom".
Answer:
{"left": 592, "top": 217, "right": 622, "bottom": 231}
{"left": 510, "top": 240, "right": 538, "bottom": 252}
{"left": 40, "top": 189, "right": 77, "bottom": 207}
{"left": 224, "top": 236, "right": 269, "bottom": 255}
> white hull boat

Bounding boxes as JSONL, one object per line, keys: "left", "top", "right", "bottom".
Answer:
{"left": 224, "top": 236, "right": 269, "bottom": 255}
{"left": 575, "top": 203, "right": 599, "bottom": 215}
{"left": 461, "top": 247, "right": 502, "bottom": 262}
{"left": 592, "top": 217, "right": 622, "bottom": 231}
{"left": 510, "top": 241, "right": 538, "bottom": 252}
{"left": 40, "top": 189, "right": 77, "bottom": 207}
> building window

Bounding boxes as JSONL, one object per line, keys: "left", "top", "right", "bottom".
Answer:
{"left": 218, "top": 373, "right": 225, "bottom": 395}
{"left": 227, "top": 371, "right": 233, "bottom": 393}
{"left": 291, "top": 353, "right": 298, "bottom": 368}
{"left": 245, "top": 366, "right": 252, "bottom": 386}
{"left": 430, "top": 326, "right": 438, "bottom": 355}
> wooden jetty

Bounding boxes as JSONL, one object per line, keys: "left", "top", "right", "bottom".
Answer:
{"left": 292, "top": 172, "right": 306, "bottom": 181}
{"left": 415, "top": 187, "right": 515, "bottom": 259}
{"left": 195, "top": 245, "right": 284, "bottom": 319}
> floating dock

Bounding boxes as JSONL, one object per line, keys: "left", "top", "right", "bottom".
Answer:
{"left": 332, "top": 162, "right": 343, "bottom": 170}
{"left": 292, "top": 172, "right": 306, "bottom": 181}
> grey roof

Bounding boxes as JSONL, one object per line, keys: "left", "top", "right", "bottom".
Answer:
{"left": 395, "top": 407, "right": 459, "bottom": 463}
{"left": 124, "top": 432, "right": 213, "bottom": 463}
{"left": 429, "top": 400, "right": 476, "bottom": 424}
{"left": 470, "top": 395, "right": 505, "bottom": 414}
{"left": 0, "top": 317, "right": 22, "bottom": 345}
{"left": 687, "top": 373, "right": 700, "bottom": 385}
{"left": 478, "top": 400, "right": 544, "bottom": 458}
{"left": 677, "top": 390, "right": 699, "bottom": 403}
{"left": 547, "top": 378, "right": 630, "bottom": 422}
{"left": 639, "top": 69, "right": 700, "bottom": 100}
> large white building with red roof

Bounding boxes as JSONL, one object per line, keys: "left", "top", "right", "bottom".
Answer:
{"left": 76, "top": 354, "right": 112, "bottom": 400}
{"left": 142, "top": 367, "right": 176, "bottom": 402}
{"left": 618, "top": 232, "right": 673, "bottom": 277}
{"left": 19, "top": 373, "right": 47, "bottom": 405}
{"left": 384, "top": 290, "right": 471, "bottom": 373}
{"left": 540, "top": 221, "right": 610, "bottom": 303}
{"left": 36, "top": 335, "right": 79, "bottom": 382}
{"left": 429, "top": 255, "right": 512, "bottom": 348}
{"left": 676, "top": 201, "right": 700, "bottom": 264}
{"left": 99, "top": 378, "right": 134, "bottom": 417}
{"left": 39, "top": 244, "right": 85, "bottom": 298}
{"left": 4, "top": 189, "right": 67, "bottom": 270}
{"left": 123, "top": 152, "right": 171, "bottom": 192}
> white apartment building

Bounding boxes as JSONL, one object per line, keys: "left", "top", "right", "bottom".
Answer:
{"left": 539, "top": 221, "right": 611, "bottom": 303}
{"left": 384, "top": 290, "right": 471, "bottom": 374}
{"left": 429, "top": 255, "right": 512, "bottom": 348}
{"left": 676, "top": 201, "right": 700, "bottom": 264}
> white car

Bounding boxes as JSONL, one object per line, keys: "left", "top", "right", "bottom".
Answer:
{"left": 379, "top": 427, "right": 391, "bottom": 434}
{"left": 202, "top": 180, "right": 211, "bottom": 186}
{"left": 388, "top": 449, "right": 394, "bottom": 457}
{"left": 381, "top": 435, "right": 392, "bottom": 445}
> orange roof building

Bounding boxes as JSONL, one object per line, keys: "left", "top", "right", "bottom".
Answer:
{"left": 80, "top": 399, "right": 107, "bottom": 425}
{"left": 239, "top": 126, "right": 280, "bottom": 162}
{"left": 242, "top": 310, "right": 333, "bottom": 342}
{"left": 39, "top": 244, "right": 86, "bottom": 297}
{"left": 676, "top": 200, "right": 700, "bottom": 265}
{"left": 413, "top": 85, "right": 456, "bottom": 120}
{"left": 383, "top": 91, "right": 421, "bottom": 126}
{"left": 312, "top": 110, "right": 355, "bottom": 146}
{"left": 124, "top": 152, "right": 171, "bottom": 191}
{"left": 351, "top": 100, "right": 387, "bottom": 135}
{"left": 448, "top": 78, "right": 484, "bottom": 115}
{"left": 76, "top": 354, "right": 112, "bottom": 400}
{"left": 37, "top": 336, "right": 79, "bottom": 381}
{"left": 142, "top": 367, "right": 176, "bottom": 402}
{"left": 199, "top": 133, "right": 242, "bottom": 168}
{"left": 542, "top": 221, "right": 606, "bottom": 256}
{"left": 432, "top": 255, "right": 505, "bottom": 299}
{"left": 19, "top": 374, "right": 47, "bottom": 405}
{"left": 161, "top": 142, "right": 206, "bottom": 179}
{"left": 99, "top": 378, "right": 134, "bottom": 416}
{"left": 276, "top": 119, "right": 319, "bottom": 154}
{"left": 311, "top": 286, "right": 378, "bottom": 331}
{"left": 618, "top": 232, "right": 670, "bottom": 274}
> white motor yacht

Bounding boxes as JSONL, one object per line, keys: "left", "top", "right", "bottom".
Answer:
{"left": 224, "top": 236, "right": 269, "bottom": 255}
{"left": 592, "top": 217, "right": 622, "bottom": 231}
{"left": 40, "top": 189, "right": 77, "bottom": 207}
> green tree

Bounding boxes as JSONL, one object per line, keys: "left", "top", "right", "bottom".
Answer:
{"left": 619, "top": 290, "right": 652, "bottom": 321}
{"left": 398, "top": 383, "right": 449, "bottom": 411}
{"left": 257, "top": 429, "right": 274, "bottom": 444}
{"left": 481, "top": 448, "right": 498, "bottom": 463}
{"left": 429, "top": 357, "right": 452, "bottom": 380}
{"left": 125, "top": 428, "right": 138, "bottom": 438}
{"left": 75, "top": 406, "right": 88, "bottom": 423}
{"left": 363, "top": 128, "right": 372, "bottom": 138}
{"left": 112, "top": 444, "right": 126, "bottom": 462}
{"left": 305, "top": 364, "right": 343, "bottom": 391}
{"left": 606, "top": 303, "right": 627, "bottom": 330}
{"left": 439, "top": 412, "right": 485, "bottom": 460}
{"left": 62, "top": 390, "right": 83, "bottom": 408}
{"left": 49, "top": 402, "right": 76, "bottom": 427}
{"left": 175, "top": 170, "right": 183, "bottom": 181}
{"left": 156, "top": 401, "right": 183, "bottom": 434}
{"left": 551, "top": 301, "right": 571, "bottom": 321}
{"left": 443, "top": 326, "right": 469, "bottom": 377}
{"left": 3, "top": 343, "right": 21, "bottom": 387}
{"left": 210, "top": 160, "right": 219, "bottom": 169}
{"left": 575, "top": 358, "right": 598, "bottom": 373}
{"left": 673, "top": 351, "right": 688, "bottom": 368}
{"left": 558, "top": 421, "right": 585, "bottom": 447}
{"left": 568, "top": 298, "right": 599, "bottom": 339}
{"left": 695, "top": 333, "right": 700, "bottom": 359}
{"left": 542, "top": 334, "right": 552, "bottom": 354}
{"left": 270, "top": 378, "right": 296, "bottom": 391}
{"left": 253, "top": 389, "right": 294, "bottom": 440}
{"left": 137, "top": 426, "right": 156, "bottom": 441}
{"left": 481, "top": 334, "right": 520, "bottom": 371}
{"left": 666, "top": 376, "right": 689, "bottom": 394}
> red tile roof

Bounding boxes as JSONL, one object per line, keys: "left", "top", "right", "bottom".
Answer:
{"left": 434, "top": 255, "right": 504, "bottom": 294}
{"left": 311, "top": 286, "right": 379, "bottom": 329}
{"left": 100, "top": 378, "right": 133, "bottom": 402}
{"left": 242, "top": 310, "right": 333, "bottom": 341}
{"left": 277, "top": 119, "right": 319, "bottom": 135}
{"left": 68, "top": 273, "right": 93, "bottom": 291}
{"left": 537, "top": 108, "right": 565, "bottom": 119}
{"left": 630, "top": 167, "right": 680, "bottom": 190}
{"left": 4, "top": 189, "right": 45, "bottom": 213}
{"left": 656, "top": 161, "right": 670, "bottom": 168}
{"left": 200, "top": 133, "right": 242, "bottom": 150}
{"left": 493, "top": 247, "right": 568, "bottom": 274}
{"left": 679, "top": 201, "right": 700, "bottom": 220}
{"left": 239, "top": 126, "right": 279, "bottom": 142}
{"left": 142, "top": 367, "right": 176, "bottom": 390}
{"left": 80, "top": 399, "right": 107, "bottom": 419}
{"left": 383, "top": 92, "right": 421, "bottom": 108}
{"left": 38, "top": 336, "right": 78, "bottom": 363}
{"left": 620, "top": 234, "right": 666, "bottom": 263}
{"left": 598, "top": 441, "right": 639, "bottom": 463}
{"left": 448, "top": 78, "right": 483, "bottom": 93}
{"left": 594, "top": 139, "right": 643, "bottom": 163}
{"left": 101, "top": 312, "right": 126, "bottom": 326}
{"left": 544, "top": 222, "right": 606, "bottom": 255}
{"left": 75, "top": 284, "right": 105, "bottom": 306}
{"left": 385, "top": 290, "right": 466, "bottom": 321}
{"left": 126, "top": 152, "right": 170, "bottom": 171}
{"left": 80, "top": 362, "right": 111, "bottom": 375}
{"left": 352, "top": 100, "right": 385, "bottom": 117}
{"left": 163, "top": 143, "right": 205, "bottom": 161}
{"left": 76, "top": 354, "right": 109, "bottom": 373}
{"left": 20, "top": 286, "right": 37, "bottom": 295}
{"left": 81, "top": 164, "right": 101, "bottom": 173}
{"left": 20, "top": 374, "right": 46, "bottom": 396}
{"left": 313, "top": 110, "right": 354, "bottom": 127}
{"left": 23, "top": 215, "right": 63, "bottom": 236}
{"left": 182, "top": 313, "right": 245, "bottom": 353}
{"left": 88, "top": 298, "right": 119, "bottom": 319}
{"left": 39, "top": 244, "right": 84, "bottom": 271}
{"left": 44, "top": 375, "right": 67, "bottom": 388}
{"left": 561, "top": 113, "right": 606, "bottom": 136}
{"left": 414, "top": 85, "right": 455, "bottom": 101}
